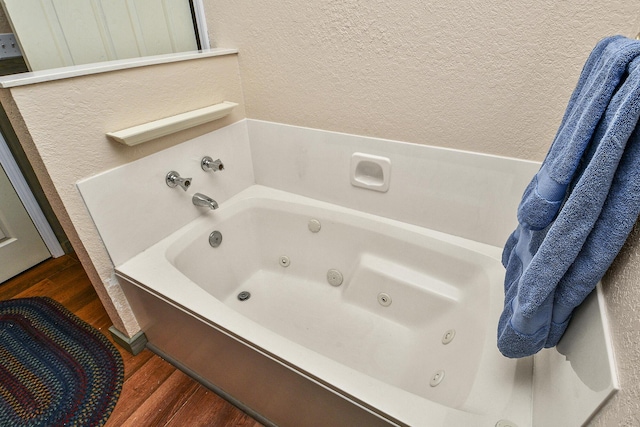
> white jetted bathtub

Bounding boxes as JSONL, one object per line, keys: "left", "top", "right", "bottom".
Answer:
{"left": 76, "top": 119, "right": 553, "bottom": 426}
{"left": 115, "top": 185, "right": 532, "bottom": 426}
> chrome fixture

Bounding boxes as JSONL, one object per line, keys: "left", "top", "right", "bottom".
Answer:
{"left": 166, "top": 171, "right": 192, "bottom": 191}
{"left": 209, "top": 230, "right": 223, "bottom": 247}
{"left": 201, "top": 156, "right": 224, "bottom": 172}
{"left": 192, "top": 193, "right": 218, "bottom": 210}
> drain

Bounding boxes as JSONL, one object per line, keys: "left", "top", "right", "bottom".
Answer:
{"left": 377, "top": 292, "right": 392, "bottom": 307}
{"left": 327, "top": 269, "right": 343, "bottom": 286}
{"left": 237, "top": 291, "right": 251, "bottom": 301}
{"left": 495, "top": 420, "right": 518, "bottom": 427}
{"left": 430, "top": 369, "right": 445, "bottom": 387}
{"left": 209, "top": 231, "right": 222, "bottom": 248}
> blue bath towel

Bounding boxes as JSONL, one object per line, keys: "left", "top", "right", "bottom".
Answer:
{"left": 498, "top": 36, "right": 640, "bottom": 358}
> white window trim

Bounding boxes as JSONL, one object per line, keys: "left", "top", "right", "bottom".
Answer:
{"left": 0, "top": 48, "right": 237, "bottom": 88}
{"left": 192, "top": 0, "right": 210, "bottom": 50}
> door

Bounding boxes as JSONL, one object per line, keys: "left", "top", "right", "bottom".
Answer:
{"left": 0, "top": 0, "right": 198, "bottom": 71}
{"left": 0, "top": 162, "right": 50, "bottom": 282}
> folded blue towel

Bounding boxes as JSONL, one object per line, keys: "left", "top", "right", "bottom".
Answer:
{"left": 498, "top": 36, "right": 640, "bottom": 358}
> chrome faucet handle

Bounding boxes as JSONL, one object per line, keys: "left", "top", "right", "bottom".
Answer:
{"left": 166, "top": 171, "right": 192, "bottom": 191}
{"left": 201, "top": 156, "right": 224, "bottom": 172}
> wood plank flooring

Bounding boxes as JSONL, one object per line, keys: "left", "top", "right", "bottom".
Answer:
{"left": 0, "top": 255, "right": 264, "bottom": 427}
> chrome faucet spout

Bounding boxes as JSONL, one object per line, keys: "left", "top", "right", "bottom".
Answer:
{"left": 192, "top": 193, "right": 218, "bottom": 210}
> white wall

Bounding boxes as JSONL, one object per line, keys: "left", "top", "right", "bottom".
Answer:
{"left": 202, "top": 2, "right": 640, "bottom": 424}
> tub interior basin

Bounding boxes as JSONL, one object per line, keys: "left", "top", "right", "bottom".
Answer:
{"left": 163, "top": 187, "right": 504, "bottom": 409}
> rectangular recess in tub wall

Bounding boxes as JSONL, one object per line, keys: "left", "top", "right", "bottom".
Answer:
{"left": 106, "top": 101, "right": 238, "bottom": 146}
{"left": 350, "top": 153, "right": 391, "bottom": 192}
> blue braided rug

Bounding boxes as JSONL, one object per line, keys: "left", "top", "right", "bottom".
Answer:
{"left": 0, "top": 297, "right": 124, "bottom": 426}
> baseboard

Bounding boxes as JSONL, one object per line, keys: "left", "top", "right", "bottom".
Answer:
{"left": 108, "top": 326, "right": 148, "bottom": 355}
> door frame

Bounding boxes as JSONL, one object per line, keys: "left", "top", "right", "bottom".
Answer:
{"left": 0, "top": 131, "right": 64, "bottom": 257}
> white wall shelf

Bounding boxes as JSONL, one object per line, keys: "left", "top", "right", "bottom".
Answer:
{"left": 106, "top": 101, "right": 238, "bottom": 146}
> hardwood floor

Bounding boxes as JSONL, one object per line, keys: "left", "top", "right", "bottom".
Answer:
{"left": 0, "top": 255, "right": 264, "bottom": 427}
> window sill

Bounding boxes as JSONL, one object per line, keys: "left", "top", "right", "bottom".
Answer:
{"left": 0, "top": 48, "right": 238, "bottom": 89}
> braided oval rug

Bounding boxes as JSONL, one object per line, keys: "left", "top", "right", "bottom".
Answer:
{"left": 0, "top": 297, "right": 124, "bottom": 427}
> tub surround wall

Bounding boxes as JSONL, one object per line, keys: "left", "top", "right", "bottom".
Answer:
{"left": 78, "top": 119, "right": 538, "bottom": 267}
{"left": 0, "top": 53, "right": 246, "bottom": 335}
{"left": 78, "top": 121, "right": 255, "bottom": 267}
{"left": 247, "top": 120, "right": 539, "bottom": 248}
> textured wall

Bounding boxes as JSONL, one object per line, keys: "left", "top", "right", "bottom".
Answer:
{"left": 203, "top": 1, "right": 640, "bottom": 424}
{"left": 591, "top": 222, "right": 640, "bottom": 426}
{"left": 0, "top": 54, "right": 245, "bottom": 335}
{"left": 205, "top": 0, "right": 639, "bottom": 161}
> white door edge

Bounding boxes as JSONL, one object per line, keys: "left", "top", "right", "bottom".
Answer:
{"left": 0, "top": 133, "right": 64, "bottom": 257}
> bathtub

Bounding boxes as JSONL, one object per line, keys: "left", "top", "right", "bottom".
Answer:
{"left": 115, "top": 185, "right": 532, "bottom": 427}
